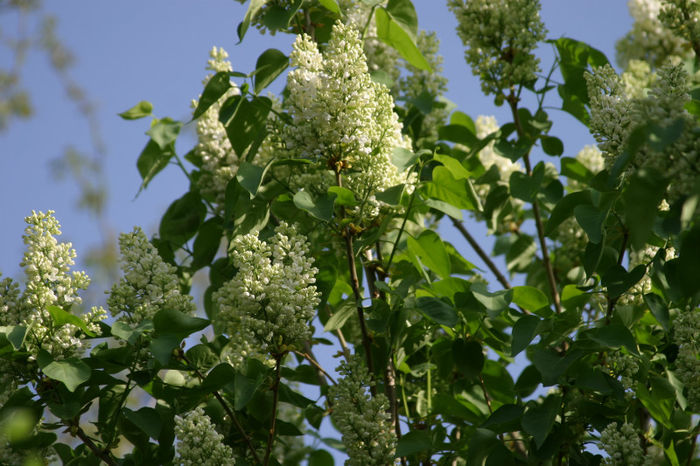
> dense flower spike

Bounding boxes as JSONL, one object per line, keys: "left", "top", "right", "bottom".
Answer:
{"left": 586, "top": 62, "right": 700, "bottom": 200}
{"left": 214, "top": 222, "right": 319, "bottom": 368}
{"left": 329, "top": 356, "right": 396, "bottom": 465}
{"left": 448, "top": 0, "right": 546, "bottom": 96}
{"left": 174, "top": 407, "right": 235, "bottom": 466}
{"left": 599, "top": 422, "right": 651, "bottom": 466}
{"left": 659, "top": 0, "right": 700, "bottom": 49}
{"left": 285, "top": 21, "right": 410, "bottom": 205}
{"left": 108, "top": 227, "right": 195, "bottom": 325}
{"left": 193, "top": 47, "right": 241, "bottom": 205}
{"left": 673, "top": 309, "right": 700, "bottom": 411}
{"left": 16, "top": 211, "right": 104, "bottom": 359}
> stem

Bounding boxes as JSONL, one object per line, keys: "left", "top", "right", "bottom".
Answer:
{"left": 507, "top": 92, "right": 562, "bottom": 314}
{"left": 294, "top": 350, "right": 336, "bottom": 385}
{"left": 605, "top": 224, "right": 629, "bottom": 324}
{"left": 72, "top": 425, "right": 118, "bottom": 466}
{"left": 387, "top": 187, "right": 417, "bottom": 271}
{"left": 385, "top": 356, "right": 402, "bottom": 440}
{"left": 450, "top": 217, "right": 512, "bottom": 289}
{"left": 478, "top": 374, "right": 494, "bottom": 414}
{"left": 263, "top": 354, "right": 284, "bottom": 466}
{"left": 181, "top": 353, "right": 262, "bottom": 464}
{"left": 336, "top": 170, "right": 375, "bottom": 385}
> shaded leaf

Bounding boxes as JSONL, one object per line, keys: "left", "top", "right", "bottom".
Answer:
{"left": 254, "top": 48, "right": 289, "bottom": 94}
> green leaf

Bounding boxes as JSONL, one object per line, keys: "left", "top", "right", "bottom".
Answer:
{"left": 324, "top": 302, "right": 356, "bottom": 332}
{"left": 236, "top": 161, "right": 267, "bottom": 196}
{"left": 675, "top": 225, "right": 700, "bottom": 296}
{"left": 159, "top": 192, "right": 206, "bottom": 248}
{"left": 623, "top": 168, "right": 668, "bottom": 249}
{"left": 146, "top": 118, "right": 181, "bottom": 150}
{"left": 47, "top": 305, "right": 95, "bottom": 337}
{"left": 41, "top": 358, "right": 91, "bottom": 392}
{"left": 122, "top": 407, "right": 162, "bottom": 439}
{"left": 521, "top": 394, "right": 561, "bottom": 448}
{"left": 391, "top": 147, "right": 419, "bottom": 172}
{"left": 644, "top": 293, "right": 669, "bottom": 331}
{"left": 191, "top": 217, "right": 223, "bottom": 271}
{"left": 438, "top": 124, "right": 478, "bottom": 147}
{"left": 293, "top": 190, "right": 335, "bottom": 222}
{"left": 416, "top": 297, "right": 458, "bottom": 327}
{"left": 192, "top": 71, "right": 232, "bottom": 120}
{"left": 483, "top": 404, "right": 525, "bottom": 433}
{"left": 238, "top": 0, "right": 269, "bottom": 41}
{"left": 511, "top": 315, "right": 540, "bottom": 357}
{"left": 406, "top": 230, "right": 452, "bottom": 279}
{"left": 396, "top": 429, "right": 432, "bottom": 456}
{"left": 512, "top": 287, "right": 549, "bottom": 313}
{"left": 423, "top": 166, "right": 477, "bottom": 210}
{"left": 515, "top": 365, "right": 542, "bottom": 398}
{"left": 434, "top": 153, "right": 472, "bottom": 180}
{"left": 308, "top": 450, "right": 335, "bottom": 466}
{"left": 561, "top": 157, "right": 594, "bottom": 184}
{"left": 110, "top": 320, "right": 153, "bottom": 345}
{"left": 317, "top": 0, "right": 340, "bottom": 14}
{"left": 254, "top": 48, "right": 289, "bottom": 94}
{"left": 375, "top": 7, "right": 430, "bottom": 71}
{"left": 472, "top": 287, "right": 513, "bottom": 313}
{"left": 586, "top": 323, "right": 638, "bottom": 354}
{"left": 453, "top": 339, "right": 484, "bottom": 379}
{"left": 545, "top": 191, "right": 591, "bottom": 236}
{"left": 376, "top": 184, "right": 405, "bottom": 205}
{"left": 385, "top": 0, "right": 418, "bottom": 38}
{"left": 220, "top": 95, "right": 272, "bottom": 158}
{"left": 328, "top": 186, "right": 357, "bottom": 207}
{"left": 234, "top": 372, "right": 263, "bottom": 410}
{"left": 118, "top": 101, "right": 153, "bottom": 120}
{"left": 136, "top": 139, "right": 174, "bottom": 192}
{"left": 541, "top": 136, "right": 564, "bottom": 156}
{"left": 602, "top": 264, "right": 646, "bottom": 300}
{"left": 0, "top": 326, "right": 26, "bottom": 350}
{"left": 574, "top": 203, "right": 606, "bottom": 244}
{"left": 153, "top": 309, "right": 209, "bottom": 338}
{"left": 509, "top": 167, "right": 544, "bottom": 203}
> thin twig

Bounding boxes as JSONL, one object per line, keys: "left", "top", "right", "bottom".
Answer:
{"left": 263, "top": 354, "right": 284, "bottom": 466}
{"left": 336, "top": 170, "right": 375, "bottom": 386}
{"left": 450, "top": 217, "right": 511, "bottom": 289}
{"left": 294, "top": 350, "right": 336, "bottom": 385}
{"left": 72, "top": 424, "right": 118, "bottom": 466}
{"left": 507, "top": 92, "right": 562, "bottom": 314}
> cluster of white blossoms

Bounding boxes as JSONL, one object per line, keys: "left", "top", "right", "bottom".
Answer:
{"left": 108, "top": 227, "right": 195, "bottom": 326}
{"left": 448, "top": 0, "right": 546, "bottom": 96}
{"left": 659, "top": 0, "right": 700, "bottom": 50}
{"left": 599, "top": 422, "right": 652, "bottom": 466}
{"left": 586, "top": 62, "right": 700, "bottom": 200}
{"left": 214, "top": 223, "right": 319, "bottom": 368}
{"left": 329, "top": 356, "right": 396, "bottom": 465}
{"left": 2, "top": 211, "right": 105, "bottom": 360}
{"left": 192, "top": 47, "right": 241, "bottom": 205}
{"left": 285, "top": 22, "right": 411, "bottom": 208}
{"left": 174, "top": 407, "right": 235, "bottom": 466}
{"left": 617, "top": 0, "right": 690, "bottom": 68}
{"left": 618, "top": 246, "right": 676, "bottom": 307}
{"left": 673, "top": 309, "right": 700, "bottom": 411}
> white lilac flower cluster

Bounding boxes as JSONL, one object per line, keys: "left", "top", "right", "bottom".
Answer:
{"left": 586, "top": 62, "right": 700, "bottom": 201}
{"left": 447, "top": 0, "right": 546, "bottom": 96}
{"left": 617, "top": 246, "right": 676, "bottom": 307}
{"left": 174, "top": 407, "right": 235, "bottom": 466}
{"left": 285, "top": 22, "right": 411, "bottom": 210}
{"left": 193, "top": 47, "right": 241, "bottom": 205}
{"left": 214, "top": 223, "right": 319, "bottom": 368}
{"left": 673, "top": 308, "right": 700, "bottom": 411}
{"left": 329, "top": 356, "right": 396, "bottom": 466}
{"left": 617, "top": 0, "right": 690, "bottom": 68}
{"left": 2, "top": 211, "right": 105, "bottom": 360}
{"left": 108, "top": 227, "right": 195, "bottom": 326}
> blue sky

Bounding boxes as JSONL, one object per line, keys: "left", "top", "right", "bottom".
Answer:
{"left": 0, "top": 0, "right": 632, "bottom": 459}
